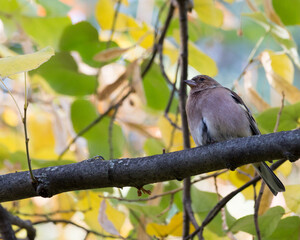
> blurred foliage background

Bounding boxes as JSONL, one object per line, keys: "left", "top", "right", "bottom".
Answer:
{"left": 0, "top": 0, "right": 300, "bottom": 239}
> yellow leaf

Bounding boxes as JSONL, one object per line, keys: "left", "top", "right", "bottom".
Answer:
{"left": 283, "top": 185, "right": 300, "bottom": 214}
{"left": 188, "top": 41, "right": 218, "bottom": 77}
{"left": 194, "top": 0, "right": 224, "bottom": 27}
{"left": 128, "top": 22, "right": 154, "bottom": 49}
{"left": 78, "top": 192, "right": 128, "bottom": 237}
{"left": 158, "top": 114, "right": 195, "bottom": 152}
{"left": 0, "top": 128, "right": 24, "bottom": 152}
{"left": 277, "top": 160, "right": 292, "bottom": 177}
{"left": 146, "top": 212, "right": 195, "bottom": 237}
{"left": 224, "top": 165, "right": 262, "bottom": 199}
{"left": 0, "top": 46, "right": 54, "bottom": 78}
{"left": 54, "top": 193, "right": 78, "bottom": 220}
{"left": 260, "top": 50, "right": 300, "bottom": 103}
{"left": 223, "top": 0, "right": 235, "bottom": 3}
{"left": 268, "top": 51, "right": 294, "bottom": 83}
{"left": 28, "top": 110, "right": 57, "bottom": 159}
{"left": 94, "top": 47, "right": 131, "bottom": 62}
{"left": 98, "top": 199, "right": 125, "bottom": 236}
{"left": 95, "top": 0, "right": 138, "bottom": 31}
{"left": 2, "top": 108, "right": 19, "bottom": 127}
{"left": 77, "top": 192, "right": 102, "bottom": 231}
{"left": 258, "top": 189, "right": 273, "bottom": 215}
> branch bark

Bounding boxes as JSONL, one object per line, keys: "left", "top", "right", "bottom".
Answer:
{"left": 0, "top": 130, "right": 299, "bottom": 203}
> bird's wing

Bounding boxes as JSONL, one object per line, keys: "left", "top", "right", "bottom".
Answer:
{"left": 226, "top": 88, "right": 261, "bottom": 135}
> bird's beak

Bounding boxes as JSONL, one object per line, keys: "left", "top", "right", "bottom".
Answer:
{"left": 184, "top": 79, "right": 197, "bottom": 87}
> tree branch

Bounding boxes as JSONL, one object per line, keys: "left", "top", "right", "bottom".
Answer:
{"left": 0, "top": 130, "right": 299, "bottom": 202}
{"left": 141, "top": 3, "right": 175, "bottom": 78}
{"left": 187, "top": 159, "right": 286, "bottom": 240}
{"left": 176, "top": 0, "right": 192, "bottom": 237}
{"left": 0, "top": 205, "right": 17, "bottom": 240}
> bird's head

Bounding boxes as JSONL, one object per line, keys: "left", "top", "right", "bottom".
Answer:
{"left": 184, "top": 75, "right": 220, "bottom": 92}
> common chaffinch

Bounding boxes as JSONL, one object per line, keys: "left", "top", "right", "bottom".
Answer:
{"left": 185, "top": 75, "right": 285, "bottom": 195}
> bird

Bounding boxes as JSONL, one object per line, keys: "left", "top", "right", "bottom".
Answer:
{"left": 184, "top": 75, "right": 285, "bottom": 196}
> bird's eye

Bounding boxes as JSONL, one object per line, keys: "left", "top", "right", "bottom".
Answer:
{"left": 199, "top": 77, "right": 205, "bottom": 81}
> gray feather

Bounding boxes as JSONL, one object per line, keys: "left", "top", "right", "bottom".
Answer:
{"left": 253, "top": 162, "right": 285, "bottom": 195}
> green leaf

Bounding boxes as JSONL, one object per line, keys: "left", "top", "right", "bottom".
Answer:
{"left": 0, "top": 46, "right": 54, "bottom": 78}
{"left": 244, "top": 12, "right": 300, "bottom": 68}
{"left": 9, "top": 151, "right": 28, "bottom": 169}
{"left": 0, "top": 0, "right": 19, "bottom": 13}
{"left": 283, "top": 185, "right": 300, "bottom": 214}
{"left": 188, "top": 42, "right": 218, "bottom": 76}
{"left": 194, "top": 0, "right": 223, "bottom": 28}
{"left": 167, "top": 18, "right": 203, "bottom": 42}
{"left": 191, "top": 187, "right": 235, "bottom": 236}
{"left": 32, "top": 52, "right": 97, "bottom": 96}
{"left": 143, "top": 138, "right": 164, "bottom": 156}
{"left": 264, "top": 216, "right": 300, "bottom": 240}
{"left": 256, "top": 102, "right": 300, "bottom": 133}
{"left": 122, "top": 185, "right": 170, "bottom": 223}
{"left": 272, "top": 0, "right": 300, "bottom": 25}
{"left": 37, "top": 0, "right": 71, "bottom": 17}
{"left": 162, "top": 181, "right": 183, "bottom": 212}
{"left": 142, "top": 62, "right": 176, "bottom": 111}
{"left": 70, "top": 99, "right": 124, "bottom": 159}
{"left": 21, "top": 16, "right": 71, "bottom": 49}
{"left": 60, "top": 21, "right": 117, "bottom": 67}
{"left": 0, "top": 143, "right": 10, "bottom": 167}
{"left": 229, "top": 206, "right": 284, "bottom": 237}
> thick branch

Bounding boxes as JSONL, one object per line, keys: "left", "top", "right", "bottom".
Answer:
{"left": 0, "top": 130, "right": 299, "bottom": 202}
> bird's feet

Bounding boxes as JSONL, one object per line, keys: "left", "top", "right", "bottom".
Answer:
{"left": 136, "top": 186, "right": 152, "bottom": 196}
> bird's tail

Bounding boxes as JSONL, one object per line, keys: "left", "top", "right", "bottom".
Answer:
{"left": 253, "top": 162, "right": 285, "bottom": 196}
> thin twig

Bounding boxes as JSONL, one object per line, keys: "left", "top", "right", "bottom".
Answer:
{"left": 141, "top": 2, "right": 175, "bottom": 78}
{"left": 167, "top": 106, "right": 180, "bottom": 152}
{"left": 15, "top": 207, "right": 91, "bottom": 219}
{"left": 273, "top": 91, "right": 285, "bottom": 133}
{"left": 58, "top": 89, "right": 133, "bottom": 160}
{"left": 236, "top": 169, "right": 254, "bottom": 179}
{"left": 158, "top": 43, "right": 173, "bottom": 86}
{"left": 33, "top": 219, "right": 124, "bottom": 239}
{"left": 214, "top": 177, "right": 237, "bottom": 240}
{"left": 98, "top": 170, "right": 228, "bottom": 202}
{"left": 164, "top": 59, "right": 181, "bottom": 130}
{"left": 253, "top": 182, "right": 265, "bottom": 240}
{"left": 107, "top": 0, "right": 122, "bottom": 49}
{"left": 0, "top": 77, "right": 37, "bottom": 182}
{"left": 184, "top": 177, "right": 202, "bottom": 239}
{"left": 185, "top": 159, "right": 286, "bottom": 240}
{"left": 156, "top": 194, "right": 174, "bottom": 217}
{"left": 154, "top": 1, "right": 168, "bottom": 38}
{"left": 0, "top": 77, "right": 23, "bottom": 118}
{"left": 23, "top": 73, "right": 36, "bottom": 183}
